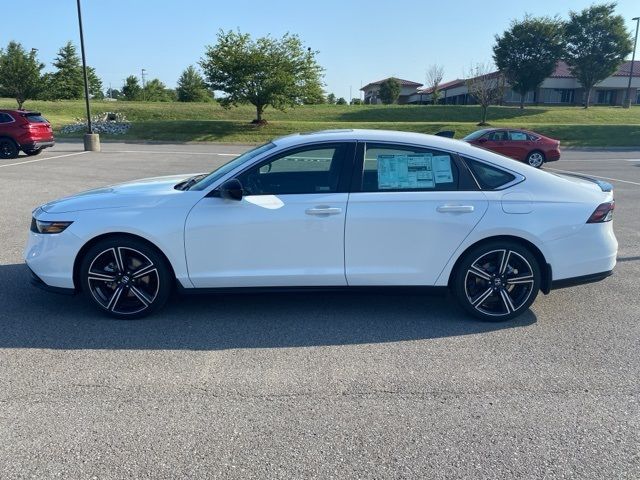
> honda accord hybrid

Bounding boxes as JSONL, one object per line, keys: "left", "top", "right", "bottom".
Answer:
{"left": 25, "top": 130, "right": 617, "bottom": 321}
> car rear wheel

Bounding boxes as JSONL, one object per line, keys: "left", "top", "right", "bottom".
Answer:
{"left": 79, "top": 237, "right": 172, "bottom": 319}
{"left": 526, "top": 150, "right": 545, "bottom": 168}
{"left": 453, "top": 241, "right": 541, "bottom": 321}
{"left": 0, "top": 137, "right": 18, "bottom": 159}
{"left": 24, "top": 148, "right": 43, "bottom": 156}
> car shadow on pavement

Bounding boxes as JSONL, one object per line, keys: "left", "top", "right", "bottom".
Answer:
{"left": 0, "top": 264, "right": 536, "bottom": 350}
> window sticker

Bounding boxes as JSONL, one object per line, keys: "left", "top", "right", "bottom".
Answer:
{"left": 432, "top": 155, "right": 453, "bottom": 183}
{"left": 377, "top": 154, "right": 435, "bottom": 189}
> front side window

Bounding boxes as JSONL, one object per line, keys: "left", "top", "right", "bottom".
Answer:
{"left": 487, "top": 130, "right": 508, "bottom": 141}
{"left": 237, "top": 143, "right": 349, "bottom": 195}
{"left": 0, "top": 113, "right": 14, "bottom": 124}
{"left": 361, "top": 143, "right": 459, "bottom": 192}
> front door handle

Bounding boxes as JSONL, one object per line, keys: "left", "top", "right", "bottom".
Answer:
{"left": 305, "top": 206, "right": 342, "bottom": 216}
{"left": 437, "top": 205, "right": 475, "bottom": 213}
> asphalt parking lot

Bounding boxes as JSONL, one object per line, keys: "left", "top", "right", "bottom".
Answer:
{"left": 1, "top": 141, "right": 639, "bottom": 478}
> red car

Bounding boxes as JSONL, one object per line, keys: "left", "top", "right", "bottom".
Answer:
{"left": 0, "top": 109, "right": 55, "bottom": 159}
{"left": 463, "top": 128, "right": 560, "bottom": 168}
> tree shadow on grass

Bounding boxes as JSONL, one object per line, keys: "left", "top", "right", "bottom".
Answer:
{"left": 1, "top": 264, "right": 537, "bottom": 351}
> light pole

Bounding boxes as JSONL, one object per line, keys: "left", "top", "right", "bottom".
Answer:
{"left": 625, "top": 17, "right": 639, "bottom": 108}
{"left": 76, "top": 0, "right": 100, "bottom": 151}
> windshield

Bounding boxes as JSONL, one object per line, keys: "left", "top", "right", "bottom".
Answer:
{"left": 189, "top": 142, "right": 276, "bottom": 191}
{"left": 462, "top": 129, "right": 490, "bottom": 141}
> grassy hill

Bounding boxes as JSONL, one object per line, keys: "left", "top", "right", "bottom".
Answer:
{"left": 1, "top": 98, "right": 639, "bottom": 146}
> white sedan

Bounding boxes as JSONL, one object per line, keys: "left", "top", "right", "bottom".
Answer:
{"left": 25, "top": 130, "right": 617, "bottom": 321}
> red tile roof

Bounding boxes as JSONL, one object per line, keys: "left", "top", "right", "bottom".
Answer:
{"left": 550, "top": 60, "right": 640, "bottom": 78}
{"left": 418, "top": 78, "right": 465, "bottom": 94}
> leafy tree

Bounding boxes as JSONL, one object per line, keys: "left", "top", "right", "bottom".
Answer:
{"left": 326, "top": 93, "right": 336, "bottom": 104}
{"left": 466, "top": 63, "right": 506, "bottom": 125}
{"left": 47, "top": 41, "right": 84, "bottom": 99}
{"left": 493, "top": 16, "right": 565, "bottom": 109}
{"left": 122, "top": 75, "right": 141, "bottom": 101}
{"left": 564, "top": 3, "right": 633, "bottom": 108}
{"left": 336, "top": 97, "right": 347, "bottom": 105}
{"left": 0, "top": 41, "right": 44, "bottom": 109}
{"left": 425, "top": 64, "right": 444, "bottom": 105}
{"left": 301, "top": 83, "right": 325, "bottom": 104}
{"left": 105, "top": 88, "right": 122, "bottom": 99}
{"left": 379, "top": 77, "right": 401, "bottom": 104}
{"left": 350, "top": 98, "right": 363, "bottom": 105}
{"left": 143, "top": 78, "right": 175, "bottom": 102}
{"left": 87, "top": 66, "right": 104, "bottom": 99}
{"left": 200, "top": 30, "right": 324, "bottom": 123}
{"left": 176, "top": 65, "right": 212, "bottom": 102}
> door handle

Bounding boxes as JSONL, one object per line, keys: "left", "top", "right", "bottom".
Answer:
{"left": 305, "top": 206, "right": 342, "bottom": 216}
{"left": 437, "top": 205, "right": 475, "bottom": 213}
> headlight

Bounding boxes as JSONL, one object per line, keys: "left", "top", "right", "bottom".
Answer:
{"left": 30, "top": 218, "right": 73, "bottom": 234}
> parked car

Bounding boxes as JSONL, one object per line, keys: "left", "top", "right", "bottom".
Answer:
{"left": 25, "top": 130, "right": 616, "bottom": 321}
{"left": 0, "top": 109, "right": 55, "bottom": 159}
{"left": 463, "top": 128, "right": 560, "bottom": 168}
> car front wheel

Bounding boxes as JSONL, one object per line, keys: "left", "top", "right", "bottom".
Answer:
{"left": 453, "top": 241, "right": 541, "bottom": 321}
{"left": 79, "top": 237, "right": 172, "bottom": 318}
{"left": 526, "top": 150, "right": 545, "bottom": 168}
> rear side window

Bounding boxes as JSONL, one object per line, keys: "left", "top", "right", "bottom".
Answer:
{"left": 0, "top": 113, "right": 14, "bottom": 123}
{"left": 508, "top": 131, "right": 528, "bottom": 141}
{"left": 361, "top": 143, "right": 459, "bottom": 192}
{"left": 464, "top": 158, "right": 516, "bottom": 189}
{"left": 26, "top": 114, "right": 48, "bottom": 123}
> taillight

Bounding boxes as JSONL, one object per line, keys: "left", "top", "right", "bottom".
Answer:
{"left": 587, "top": 201, "right": 615, "bottom": 223}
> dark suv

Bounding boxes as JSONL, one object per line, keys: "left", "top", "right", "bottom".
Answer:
{"left": 0, "top": 109, "right": 55, "bottom": 159}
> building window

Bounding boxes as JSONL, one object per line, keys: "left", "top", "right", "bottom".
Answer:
{"left": 596, "top": 90, "right": 616, "bottom": 105}
{"left": 541, "top": 88, "right": 575, "bottom": 104}
{"left": 505, "top": 89, "right": 534, "bottom": 103}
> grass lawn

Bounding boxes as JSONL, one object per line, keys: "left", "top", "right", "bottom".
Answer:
{"left": 1, "top": 98, "right": 639, "bottom": 146}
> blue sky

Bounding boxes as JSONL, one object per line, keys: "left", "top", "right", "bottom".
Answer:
{"left": 2, "top": 0, "right": 639, "bottom": 99}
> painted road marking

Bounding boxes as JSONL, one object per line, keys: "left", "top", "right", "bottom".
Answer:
{"left": 546, "top": 167, "right": 640, "bottom": 186}
{"left": 0, "top": 151, "right": 88, "bottom": 169}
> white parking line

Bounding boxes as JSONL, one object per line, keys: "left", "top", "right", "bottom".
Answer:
{"left": 546, "top": 167, "right": 640, "bottom": 186}
{"left": 112, "top": 150, "right": 238, "bottom": 156}
{"left": 0, "top": 151, "right": 88, "bottom": 169}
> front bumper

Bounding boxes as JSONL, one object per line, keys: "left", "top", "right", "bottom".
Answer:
{"left": 24, "top": 227, "right": 83, "bottom": 290}
{"left": 28, "top": 265, "right": 76, "bottom": 295}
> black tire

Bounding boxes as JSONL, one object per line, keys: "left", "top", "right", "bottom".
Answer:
{"left": 24, "top": 148, "right": 43, "bottom": 156}
{"left": 453, "top": 240, "right": 541, "bottom": 322}
{"left": 0, "top": 137, "right": 19, "bottom": 159}
{"left": 79, "top": 236, "right": 172, "bottom": 319}
{"left": 526, "top": 150, "right": 545, "bottom": 168}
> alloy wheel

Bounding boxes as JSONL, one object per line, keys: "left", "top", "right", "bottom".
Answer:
{"left": 527, "top": 152, "right": 544, "bottom": 168}
{"left": 464, "top": 249, "right": 535, "bottom": 318}
{"left": 87, "top": 247, "right": 160, "bottom": 315}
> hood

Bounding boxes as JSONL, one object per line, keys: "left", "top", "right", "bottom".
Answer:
{"left": 40, "top": 173, "right": 201, "bottom": 214}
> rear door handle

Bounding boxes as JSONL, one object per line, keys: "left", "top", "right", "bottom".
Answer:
{"left": 305, "top": 206, "right": 342, "bottom": 216}
{"left": 437, "top": 205, "right": 475, "bottom": 213}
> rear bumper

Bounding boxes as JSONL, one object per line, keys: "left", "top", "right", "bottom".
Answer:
{"left": 546, "top": 149, "right": 561, "bottom": 162}
{"left": 21, "top": 140, "right": 55, "bottom": 151}
{"left": 551, "top": 269, "right": 613, "bottom": 290}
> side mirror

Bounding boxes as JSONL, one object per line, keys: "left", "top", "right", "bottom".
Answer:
{"left": 217, "top": 178, "right": 243, "bottom": 201}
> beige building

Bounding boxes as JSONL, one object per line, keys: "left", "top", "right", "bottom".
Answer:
{"left": 361, "top": 78, "right": 423, "bottom": 104}
{"left": 407, "top": 61, "right": 640, "bottom": 106}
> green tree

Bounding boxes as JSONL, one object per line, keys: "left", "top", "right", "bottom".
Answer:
{"left": 350, "top": 98, "right": 363, "bottom": 105}
{"left": 493, "top": 16, "right": 565, "bottom": 109}
{"left": 564, "top": 3, "right": 633, "bottom": 108}
{"left": 425, "top": 65, "right": 444, "bottom": 105}
{"left": 47, "top": 41, "right": 84, "bottom": 99}
{"left": 87, "top": 66, "right": 104, "bottom": 99}
{"left": 106, "top": 87, "right": 121, "bottom": 99}
{"left": 200, "top": 30, "right": 324, "bottom": 123}
{"left": 379, "top": 78, "right": 401, "bottom": 104}
{"left": 326, "top": 93, "right": 336, "bottom": 104}
{"left": 176, "top": 65, "right": 212, "bottom": 102}
{"left": 122, "top": 75, "right": 141, "bottom": 101}
{"left": 0, "top": 41, "right": 44, "bottom": 109}
{"left": 336, "top": 97, "right": 347, "bottom": 105}
{"left": 466, "top": 63, "right": 506, "bottom": 125}
{"left": 143, "top": 78, "right": 175, "bottom": 102}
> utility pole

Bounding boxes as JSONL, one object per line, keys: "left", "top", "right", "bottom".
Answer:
{"left": 76, "top": 0, "right": 100, "bottom": 151}
{"left": 625, "top": 17, "right": 639, "bottom": 108}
